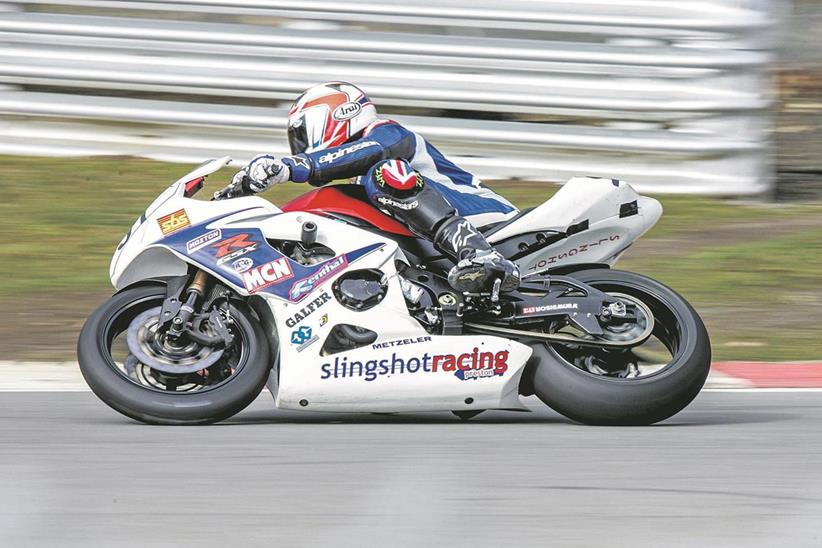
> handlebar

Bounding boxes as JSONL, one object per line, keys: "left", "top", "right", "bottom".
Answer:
{"left": 211, "top": 175, "right": 255, "bottom": 201}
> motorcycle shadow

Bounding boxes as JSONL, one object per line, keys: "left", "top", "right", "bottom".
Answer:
{"left": 220, "top": 407, "right": 795, "bottom": 427}
{"left": 223, "top": 408, "right": 566, "bottom": 425}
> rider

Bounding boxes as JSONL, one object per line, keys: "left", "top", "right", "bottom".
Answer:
{"left": 217, "top": 81, "right": 520, "bottom": 294}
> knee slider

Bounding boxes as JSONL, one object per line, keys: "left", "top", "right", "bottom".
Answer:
{"left": 372, "top": 159, "right": 424, "bottom": 198}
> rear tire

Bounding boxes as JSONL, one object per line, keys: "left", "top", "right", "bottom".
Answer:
{"left": 78, "top": 284, "right": 271, "bottom": 425}
{"left": 528, "top": 269, "right": 711, "bottom": 425}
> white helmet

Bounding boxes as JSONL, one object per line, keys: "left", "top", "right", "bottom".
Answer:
{"left": 287, "top": 82, "right": 379, "bottom": 155}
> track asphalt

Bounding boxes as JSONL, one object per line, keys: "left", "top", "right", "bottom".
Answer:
{"left": 1, "top": 390, "right": 820, "bottom": 547}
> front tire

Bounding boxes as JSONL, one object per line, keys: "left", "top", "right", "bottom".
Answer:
{"left": 78, "top": 284, "right": 271, "bottom": 425}
{"left": 528, "top": 269, "right": 711, "bottom": 425}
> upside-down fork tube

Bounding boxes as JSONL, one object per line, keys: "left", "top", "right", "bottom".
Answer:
{"left": 167, "top": 270, "right": 210, "bottom": 341}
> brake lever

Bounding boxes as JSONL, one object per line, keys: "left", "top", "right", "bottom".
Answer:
{"left": 211, "top": 173, "right": 254, "bottom": 201}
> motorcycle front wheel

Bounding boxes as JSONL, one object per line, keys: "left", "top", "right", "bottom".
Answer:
{"left": 526, "top": 269, "right": 711, "bottom": 425}
{"left": 78, "top": 283, "right": 271, "bottom": 425}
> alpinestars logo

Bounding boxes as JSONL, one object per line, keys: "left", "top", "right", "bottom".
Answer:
{"left": 287, "top": 155, "right": 310, "bottom": 170}
{"left": 450, "top": 221, "right": 479, "bottom": 250}
{"left": 377, "top": 196, "right": 418, "bottom": 210}
{"left": 241, "top": 258, "right": 294, "bottom": 293}
{"left": 318, "top": 141, "right": 378, "bottom": 164}
{"left": 458, "top": 270, "right": 485, "bottom": 282}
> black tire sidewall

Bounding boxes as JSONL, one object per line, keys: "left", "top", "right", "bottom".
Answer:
{"left": 530, "top": 269, "right": 711, "bottom": 425}
{"left": 77, "top": 284, "right": 271, "bottom": 425}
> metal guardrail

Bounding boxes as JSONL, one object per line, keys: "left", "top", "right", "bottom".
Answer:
{"left": 11, "top": 0, "right": 774, "bottom": 37}
{"left": 0, "top": 1, "right": 779, "bottom": 194}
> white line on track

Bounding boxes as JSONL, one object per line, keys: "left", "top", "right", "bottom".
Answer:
{"left": 2, "top": 362, "right": 822, "bottom": 393}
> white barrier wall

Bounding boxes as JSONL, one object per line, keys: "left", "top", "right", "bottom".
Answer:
{"left": 0, "top": 1, "right": 781, "bottom": 194}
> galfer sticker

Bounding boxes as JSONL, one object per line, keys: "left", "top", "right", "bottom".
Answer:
{"left": 186, "top": 229, "right": 221, "bottom": 254}
{"left": 319, "top": 348, "right": 510, "bottom": 382}
{"left": 241, "top": 258, "right": 294, "bottom": 293}
{"left": 285, "top": 292, "right": 332, "bottom": 328}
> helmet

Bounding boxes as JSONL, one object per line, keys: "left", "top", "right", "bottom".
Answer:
{"left": 287, "top": 82, "right": 378, "bottom": 155}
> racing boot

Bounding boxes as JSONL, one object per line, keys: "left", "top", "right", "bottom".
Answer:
{"left": 433, "top": 216, "right": 520, "bottom": 294}
{"left": 365, "top": 158, "right": 520, "bottom": 295}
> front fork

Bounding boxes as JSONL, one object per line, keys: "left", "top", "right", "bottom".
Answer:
{"left": 167, "top": 270, "right": 209, "bottom": 342}
{"left": 163, "top": 270, "right": 234, "bottom": 348}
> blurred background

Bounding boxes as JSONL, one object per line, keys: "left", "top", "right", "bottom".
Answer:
{"left": 0, "top": 0, "right": 820, "bottom": 362}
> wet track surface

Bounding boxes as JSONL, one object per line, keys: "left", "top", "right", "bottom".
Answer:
{"left": 1, "top": 391, "right": 821, "bottom": 547}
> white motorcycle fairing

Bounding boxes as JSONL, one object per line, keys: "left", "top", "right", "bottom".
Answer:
{"left": 109, "top": 158, "right": 533, "bottom": 413}
{"left": 488, "top": 176, "right": 662, "bottom": 276}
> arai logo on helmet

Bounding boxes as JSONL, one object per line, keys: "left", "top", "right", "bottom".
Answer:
{"left": 333, "top": 102, "right": 361, "bottom": 121}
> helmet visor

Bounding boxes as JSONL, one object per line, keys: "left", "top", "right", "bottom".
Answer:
{"left": 287, "top": 117, "right": 308, "bottom": 155}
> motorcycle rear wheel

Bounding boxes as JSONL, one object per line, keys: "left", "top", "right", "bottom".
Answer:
{"left": 526, "top": 269, "right": 711, "bottom": 425}
{"left": 78, "top": 284, "right": 271, "bottom": 425}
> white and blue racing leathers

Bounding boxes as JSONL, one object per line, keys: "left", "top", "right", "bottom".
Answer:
{"left": 281, "top": 120, "right": 518, "bottom": 227}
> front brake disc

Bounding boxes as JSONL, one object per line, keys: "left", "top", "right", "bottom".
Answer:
{"left": 126, "top": 307, "right": 224, "bottom": 374}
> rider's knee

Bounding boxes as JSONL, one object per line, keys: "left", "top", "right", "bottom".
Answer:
{"left": 364, "top": 159, "right": 424, "bottom": 201}
{"left": 364, "top": 159, "right": 457, "bottom": 238}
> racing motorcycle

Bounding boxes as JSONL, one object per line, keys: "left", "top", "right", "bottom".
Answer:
{"left": 78, "top": 157, "right": 711, "bottom": 425}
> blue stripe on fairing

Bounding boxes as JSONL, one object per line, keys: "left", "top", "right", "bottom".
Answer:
{"left": 424, "top": 179, "right": 516, "bottom": 215}
{"left": 159, "top": 211, "right": 384, "bottom": 301}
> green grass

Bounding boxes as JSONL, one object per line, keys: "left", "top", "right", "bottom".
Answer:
{"left": 1, "top": 154, "right": 821, "bottom": 361}
{"left": 620, "top": 229, "right": 822, "bottom": 361}
{"left": 626, "top": 229, "right": 822, "bottom": 304}
{"left": 0, "top": 155, "right": 306, "bottom": 294}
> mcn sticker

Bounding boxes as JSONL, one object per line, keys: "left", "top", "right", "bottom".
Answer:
{"left": 241, "top": 258, "right": 294, "bottom": 293}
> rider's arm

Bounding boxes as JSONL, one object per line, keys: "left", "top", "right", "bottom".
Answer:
{"left": 281, "top": 122, "right": 416, "bottom": 185}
